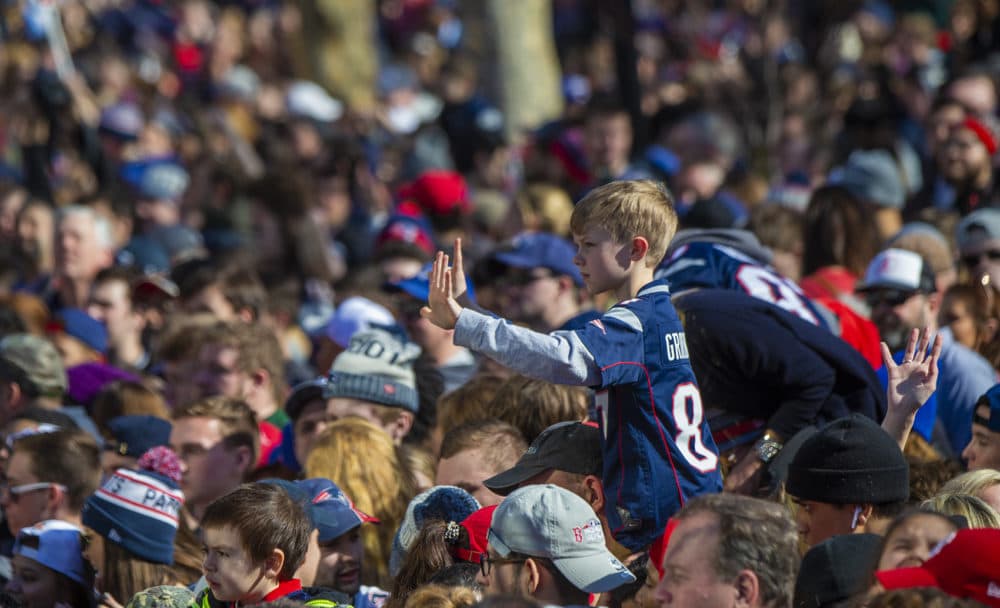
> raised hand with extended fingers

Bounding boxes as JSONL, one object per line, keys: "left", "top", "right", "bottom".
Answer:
{"left": 881, "top": 327, "right": 943, "bottom": 450}
{"left": 420, "top": 250, "right": 464, "bottom": 330}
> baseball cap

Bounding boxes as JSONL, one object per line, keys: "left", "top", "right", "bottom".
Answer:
{"left": 106, "top": 416, "right": 173, "bottom": 458}
{"left": 451, "top": 505, "right": 498, "bottom": 564}
{"left": 48, "top": 308, "right": 108, "bottom": 354}
{"left": 0, "top": 333, "right": 67, "bottom": 397}
{"left": 323, "top": 297, "right": 396, "bottom": 349}
{"left": 975, "top": 384, "right": 1000, "bottom": 433}
{"left": 488, "top": 484, "right": 635, "bottom": 594}
{"left": 297, "top": 478, "right": 378, "bottom": 543}
{"left": 13, "top": 520, "right": 89, "bottom": 586}
{"left": 876, "top": 529, "right": 1000, "bottom": 606}
{"left": 794, "top": 533, "right": 882, "bottom": 608}
{"left": 856, "top": 249, "right": 936, "bottom": 294}
{"left": 492, "top": 232, "right": 583, "bottom": 286}
{"left": 138, "top": 163, "right": 189, "bottom": 202}
{"left": 285, "top": 377, "right": 330, "bottom": 422}
{"left": 484, "top": 421, "right": 602, "bottom": 496}
{"left": 828, "top": 149, "right": 905, "bottom": 209}
{"left": 398, "top": 170, "right": 471, "bottom": 216}
{"left": 386, "top": 262, "right": 476, "bottom": 303}
{"left": 956, "top": 209, "right": 1000, "bottom": 251}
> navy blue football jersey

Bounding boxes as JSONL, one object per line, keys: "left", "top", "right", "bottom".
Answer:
{"left": 657, "top": 242, "right": 831, "bottom": 330}
{"left": 574, "top": 280, "right": 723, "bottom": 549}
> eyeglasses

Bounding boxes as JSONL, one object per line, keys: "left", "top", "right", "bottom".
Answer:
{"left": 480, "top": 554, "right": 529, "bottom": 578}
{"left": 962, "top": 250, "right": 1000, "bottom": 268}
{"left": 0, "top": 481, "right": 66, "bottom": 502}
{"left": 864, "top": 289, "right": 919, "bottom": 308}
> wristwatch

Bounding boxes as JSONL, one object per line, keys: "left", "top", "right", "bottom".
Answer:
{"left": 755, "top": 431, "right": 784, "bottom": 464}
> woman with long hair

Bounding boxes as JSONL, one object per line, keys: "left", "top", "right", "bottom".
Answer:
{"left": 306, "top": 418, "right": 417, "bottom": 588}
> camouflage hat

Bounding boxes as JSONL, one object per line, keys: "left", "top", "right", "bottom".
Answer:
{"left": 0, "top": 334, "right": 66, "bottom": 398}
{"left": 125, "top": 585, "right": 195, "bottom": 608}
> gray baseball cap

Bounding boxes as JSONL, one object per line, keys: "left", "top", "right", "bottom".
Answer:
{"left": 0, "top": 334, "right": 67, "bottom": 397}
{"left": 488, "top": 484, "right": 635, "bottom": 594}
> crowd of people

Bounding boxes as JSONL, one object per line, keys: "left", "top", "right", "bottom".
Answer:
{"left": 1, "top": 0, "right": 1000, "bottom": 607}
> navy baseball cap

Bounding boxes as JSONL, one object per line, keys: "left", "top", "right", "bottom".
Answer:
{"left": 492, "top": 232, "right": 583, "bottom": 286}
{"left": 386, "top": 262, "right": 476, "bottom": 302}
{"left": 298, "top": 478, "right": 379, "bottom": 543}
{"left": 48, "top": 309, "right": 108, "bottom": 354}
{"left": 106, "top": 416, "right": 173, "bottom": 458}
{"left": 975, "top": 384, "right": 1000, "bottom": 432}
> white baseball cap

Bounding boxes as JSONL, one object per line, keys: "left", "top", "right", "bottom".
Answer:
{"left": 857, "top": 248, "right": 936, "bottom": 294}
{"left": 488, "top": 484, "right": 635, "bottom": 594}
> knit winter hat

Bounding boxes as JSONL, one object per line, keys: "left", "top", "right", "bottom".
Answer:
{"left": 81, "top": 447, "right": 184, "bottom": 565}
{"left": 324, "top": 327, "right": 421, "bottom": 412}
{"left": 389, "top": 485, "right": 481, "bottom": 575}
{"left": 786, "top": 414, "right": 909, "bottom": 505}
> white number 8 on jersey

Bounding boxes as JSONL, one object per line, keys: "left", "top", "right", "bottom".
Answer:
{"left": 672, "top": 382, "right": 719, "bottom": 473}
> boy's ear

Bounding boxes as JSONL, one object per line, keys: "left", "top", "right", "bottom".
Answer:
{"left": 630, "top": 236, "right": 650, "bottom": 262}
{"left": 387, "top": 411, "right": 414, "bottom": 443}
{"left": 265, "top": 548, "right": 286, "bottom": 580}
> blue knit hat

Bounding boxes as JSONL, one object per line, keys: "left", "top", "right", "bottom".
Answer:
{"left": 389, "top": 486, "right": 480, "bottom": 575}
{"left": 82, "top": 447, "right": 184, "bottom": 565}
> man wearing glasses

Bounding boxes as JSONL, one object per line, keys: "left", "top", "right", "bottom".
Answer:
{"left": 487, "top": 232, "right": 600, "bottom": 333}
{"left": 477, "top": 484, "right": 634, "bottom": 606}
{"left": 858, "top": 248, "right": 996, "bottom": 455}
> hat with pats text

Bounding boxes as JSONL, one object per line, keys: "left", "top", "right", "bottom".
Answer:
{"left": 786, "top": 414, "right": 909, "bottom": 505}
{"left": 490, "top": 485, "right": 635, "bottom": 594}
{"left": 876, "top": 529, "right": 1000, "bottom": 606}
{"left": 491, "top": 232, "right": 583, "bottom": 286}
{"left": 485, "top": 421, "right": 602, "bottom": 496}
{"left": 13, "top": 520, "right": 89, "bottom": 586}
{"left": 856, "top": 249, "right": 936, "bottom": 294}
{"left": 0, "top": 333, "right": 67, "bottom": 398}
{"left": 390, "top": 485, "right": 480, "bottom": 575}
{"left": 324, "top": 327, "right": 421, "bottom": 412}
{"left": 82, "top": 447, "right": 184, "bottom": 565}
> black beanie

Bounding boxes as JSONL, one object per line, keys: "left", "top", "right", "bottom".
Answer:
{"left": 794, "top": 533, "right": 882, "bottom": 608}
{"left": 786, "top": 414, "right": 909, "bottom": 504}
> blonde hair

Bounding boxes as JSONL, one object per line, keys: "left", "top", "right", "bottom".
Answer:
{"left": 940, "top": 470, "right": 1000, "bottom": 499}
{"left": 570, "top": 179, "right": 678, "bottom": 267}
{"left": 516, "top": 184, "right": 575, "bottom": 237}
{"left": 921, "top": 493, "right": 1000, "bottom": 528}
{"left": 404, "top": 585, "right": 479, "bottom": 608}
{"left": 305, "top": 418, "right": 416, "bottom": 587}
{"left": 485, "top": 375, "right": 589, "bottom": 443}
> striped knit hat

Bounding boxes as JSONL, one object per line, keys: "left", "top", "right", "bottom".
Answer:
{"left": 82, "top": 447, "right": 184, "bottom": 564}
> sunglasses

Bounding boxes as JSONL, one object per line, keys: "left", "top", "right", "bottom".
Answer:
{"left": 864, "top": 289, "right": 920, "bottom": 308}
{"left": 962, "top": 250, "right": 1000, "bottom": 268}
{"left": 0, "top": 480, "right": 66, "bottom": 502}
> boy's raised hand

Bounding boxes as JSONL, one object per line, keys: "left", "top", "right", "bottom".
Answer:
{"left": 451, "top": 237, "right": 469, "bottom": 304}
{"left": 421, "top": 251, "right": 463, "bottom": 330}
{"left": 880, "top": 327, "right": 942, "bottom": 450}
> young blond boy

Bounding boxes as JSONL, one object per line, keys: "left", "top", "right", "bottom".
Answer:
{"left": 423, "top": 179, "right": 723, "bottom": 551}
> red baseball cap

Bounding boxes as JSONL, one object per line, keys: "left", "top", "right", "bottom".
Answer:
{"left": 450, "top": 505, "right": 497, "bottom": 565}
{"left": 876, "top": 529, "right": 1000, "bottom": 606}
{"left": 398, "top": 170, "right": 471, "bottom": 216}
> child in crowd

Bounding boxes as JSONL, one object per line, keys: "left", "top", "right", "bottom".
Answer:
{"left": 197, "top": 483, "right": 313, "bottom": 605}
{"left": 423, "top": 179, "right": 723, "bottom": 551}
